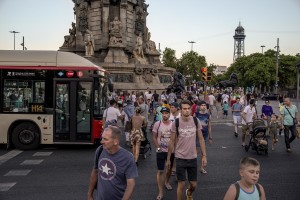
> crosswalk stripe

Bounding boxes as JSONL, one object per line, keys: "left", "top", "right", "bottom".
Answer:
{"left": 0, "top": 183, "right": 16, "bottom": 192}
{"left": 20, "top": 160, "right": 43, "bottom": 165}
{"left": 4, "top": 170, "right": 32, "bottom": 176}
{"left": 33, "top": 152, "right": 53, "bottom": 156}
{"left": 0, "top": 150, "right": 22, "bottom": 166}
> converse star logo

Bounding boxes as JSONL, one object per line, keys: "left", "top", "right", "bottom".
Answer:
{"left": 99, "top": 158, "right": 116, "bottom": 180}
{"left": 101, "top": 163, "right": 111, "bottom": 175}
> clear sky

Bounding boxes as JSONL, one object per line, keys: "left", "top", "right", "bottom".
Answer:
{"left": 1, "top": 0, "right": 299, "bottom": 67}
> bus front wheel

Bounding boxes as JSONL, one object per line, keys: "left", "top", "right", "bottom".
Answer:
{"left": 11, "top": 122, "right": 40, "bottom": 150}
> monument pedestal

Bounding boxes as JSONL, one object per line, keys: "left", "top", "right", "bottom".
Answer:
{"left": 104, "top": 46, "right": 128, "bottom": 63}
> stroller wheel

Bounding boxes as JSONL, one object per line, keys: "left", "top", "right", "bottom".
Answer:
{"left": 245, "top": 145, "right": 249, "bottom": 152}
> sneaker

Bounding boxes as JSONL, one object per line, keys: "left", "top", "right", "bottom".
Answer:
{"left": 287, "top": 148, "right": 292, "bottom": 152}
{"left": 234, "top": 132, "right": 238, "bottom": 137}
{"left": 186, "top": 189, "right": 193, "bottom": 200}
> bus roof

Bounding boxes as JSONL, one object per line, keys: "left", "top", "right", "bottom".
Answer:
{"left": 0, "top": 50, "right": 105, "bottom": 71}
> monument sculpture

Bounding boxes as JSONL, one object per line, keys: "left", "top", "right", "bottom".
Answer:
{"left": 60, "top": 0, "right": 175, "bottom": 92}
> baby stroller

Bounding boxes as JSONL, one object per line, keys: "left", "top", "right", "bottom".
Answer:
{"left": 245, "top": 119, "right": 269, "bottom": 155}
{"left": 139, "top": 127, "right": 152, "bottom": 159}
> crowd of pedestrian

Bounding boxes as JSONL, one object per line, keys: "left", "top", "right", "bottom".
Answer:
{"left": 88, "top": 87, "right": 298, "bottom": 200}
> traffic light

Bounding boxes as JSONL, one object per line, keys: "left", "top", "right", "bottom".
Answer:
{"left": 207, "top": 72, "right": 212, "bottom": 81}
{"left": 201, "top": 67, "right": 207, "bottom": 81}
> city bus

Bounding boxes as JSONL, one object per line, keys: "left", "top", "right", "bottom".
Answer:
{"left": 0, "top": 50, "right": 111, "bottom": 150}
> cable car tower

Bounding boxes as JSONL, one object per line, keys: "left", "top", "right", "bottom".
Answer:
{"left": 233, "top": 22, "right": 246, "bottom": 62}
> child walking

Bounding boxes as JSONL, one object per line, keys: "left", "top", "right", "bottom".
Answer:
{"left": 223, "top": 157, "right": 266, "bottom": 200}
{"left": 223, "top": 101, "right": 229, "bottom": 119}
{"left": 269, "top": 114, "right": 279, "bottom": 150}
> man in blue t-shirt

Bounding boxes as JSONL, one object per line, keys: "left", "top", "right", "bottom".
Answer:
{"left": 232, "top": 97, "right": 244, "bottom": 137}
{"left": 194, "top": 101, "right": 212, "bottom": 174}
{"left": 88, "top": 126, "right": 138, "bottom": 200}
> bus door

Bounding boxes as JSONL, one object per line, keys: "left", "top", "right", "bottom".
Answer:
{"left": 54, "top": 81, "right": 92, "bottom": 142}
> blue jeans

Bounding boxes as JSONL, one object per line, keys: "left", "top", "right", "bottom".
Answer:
{"left": 283, "top": 125, "right": 296, "bottom": 149}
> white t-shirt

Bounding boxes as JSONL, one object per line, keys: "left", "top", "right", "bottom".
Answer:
{"left": 169, "top": 113, "right": 181, "bottom": 122}
{"left": 241, "top": 105, "right": 256, "bottom": 125}
{"left": 208, "top": 94, "right": 216, "bottom": 106}
{"left": 131, "top": 94, "right": 136, "bottom": 102}
{"left": 103, "top": 107, "right": 121, "bottom": 122}
{"left": 145, "top": 93, "right": 153, "bottom": 101}
{"left": 222, "top": 94, "right": 229, "bottom": 103}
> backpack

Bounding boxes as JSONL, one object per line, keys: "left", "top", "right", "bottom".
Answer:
{"left": 234, "top": 182, "right": 261, "bottom": 200}
{"left": 175, "top": 117, "right": 198, "bottom": 137}
{"left": 94, "top": 145, "right": 103, "bottom": 190}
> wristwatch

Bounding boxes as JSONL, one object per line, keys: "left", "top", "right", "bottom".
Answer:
{"left": 156, "top": 147, "right": 161, "bottom": 152}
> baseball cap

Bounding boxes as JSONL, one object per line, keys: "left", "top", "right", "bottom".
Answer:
{"left": 170, "top": 102, "right": 179, "bottom": 108}
{"left": 160, "top": 107, "right": 170, "bottom": 113}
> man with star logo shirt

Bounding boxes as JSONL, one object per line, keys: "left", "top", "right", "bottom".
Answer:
{"left": 88, "top": 126, "right": 138, "bottom": 200}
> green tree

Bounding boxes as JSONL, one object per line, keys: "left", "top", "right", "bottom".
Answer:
{"left": 162, "top": 47, "right": 178, "bottom": 68}
{"left": 177, "top": 51, "right": 207, "bottom": 83}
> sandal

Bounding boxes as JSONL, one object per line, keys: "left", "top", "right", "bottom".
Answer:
{"left": 164, "top": 184, "right": 173, "bottom": 191}
{"left": 156, "top": 194, "right": 163, "bottom": 200}
{"left": 200, "top": 168, "right": 207, "bottom": 174}
{"left": 171, "top": 170, "right": 176, "bottom": 176}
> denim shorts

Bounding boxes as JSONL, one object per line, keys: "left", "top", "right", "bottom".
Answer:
{"left": 176, "top": 158, "right": 197, "bottom": 181}
{"left": 156, "top": 152, "right": 174, "bottom": 171}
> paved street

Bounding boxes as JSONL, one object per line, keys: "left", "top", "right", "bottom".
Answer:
{"left": 0, "top": 99, "right": 300, "bottom": 200}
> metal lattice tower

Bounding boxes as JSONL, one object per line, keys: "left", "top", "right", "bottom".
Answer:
{"left": 233, "top": 22, "right": 246, "bottom": 62}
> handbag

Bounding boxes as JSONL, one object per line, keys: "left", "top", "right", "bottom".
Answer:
{"left": 125, "top": 119, "right": 132, "bottom": 132}
{"left": 285, "top": 106, "right": 297, "bottom": 125}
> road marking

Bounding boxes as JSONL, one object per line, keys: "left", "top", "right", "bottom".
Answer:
{"left": 33, "top": 152, "right": 53, "bottom": 156}
{"left": 0, "top": 183, "right": 16, "bottom": 192}
{"left": 4, "top": 170, "right": 31, "bottom": 176}
{"left": 20, "top": 160, "right": 43, "bottom": 165}
{"left": 0, "top": 150, "right": 22, "bottom": 166}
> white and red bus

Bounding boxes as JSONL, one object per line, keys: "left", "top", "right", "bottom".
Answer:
{"left": 0, "top": 50, "right": 111, "bottom": 150}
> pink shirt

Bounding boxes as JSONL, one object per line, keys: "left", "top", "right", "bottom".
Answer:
{"left": 171, "top": 116, "right": 202, "bottom": 159}
{"left": 152, "top": 120, "right": 172, "bottom": 152}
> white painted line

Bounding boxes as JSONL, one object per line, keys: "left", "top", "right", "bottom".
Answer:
{"left": 20, "top": 160, "right": 43, "bottom": 165}
{"left": 4, "top": 170, "right": 32, "bottom": 176}
{"left": 33, "top": 152, "right": 53, "bottom": 156}
{"left": 0, "top": 150, "right": 23, "bottom": 165}
{"left": 0, "top": 182, "right": 16, "bottom": 192}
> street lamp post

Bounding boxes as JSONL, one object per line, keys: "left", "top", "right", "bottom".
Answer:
{"left": 188, "top": 41, "right": 196, "bottom": 51}
{"left": 260, "top": 45, "right": 265, "bottom": 54}
{"left": 275, "top": 38, "right": 280, "bottom": 94}
{"left": 9, "top": 31, "right": 20, "bottom": 50}
{"left": 296, "top": 62, "right": 300, "bottom": 99}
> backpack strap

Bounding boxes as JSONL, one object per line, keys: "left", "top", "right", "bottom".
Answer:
{"left": 255, "top": 183, "right": 262, "bottom": 198}
{"left": 193, "top": 116, "right": 198, "bottom": 129}
{"left": 95, "top": 145, "right": 103, "bottom": 167}
{"left": 156, "top": 120, "right": 162, "bottom": 134}
{"left": 175, "top": 118, "right": 179, "bottom": 137}
{"left": 234, "top": 182, "right": 261, "bottom": 200}
{"left": 234, "top": 182, "right": 240, "bottom": 200}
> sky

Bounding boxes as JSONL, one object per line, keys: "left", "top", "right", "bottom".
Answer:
{"left": 0, "top": 0, "right": 300, "bottom": 67}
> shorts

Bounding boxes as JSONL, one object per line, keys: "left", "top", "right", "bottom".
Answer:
{"left": 176, "top": 158, "right": 197, "bottom": 181}
{"left": 233, "top": 116, "right": 242, "bottom": 124}
{"left": 223, "top": 110, "right": 228, "bottom": 115}
{"left": 130, "top": 128, "right": 143, "bottom": 144}
{"left": 156, "top": 152, "right": 174, "bottom": 171}
{"left": 242, "top": 124, "right": 252, "bottom": 134}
